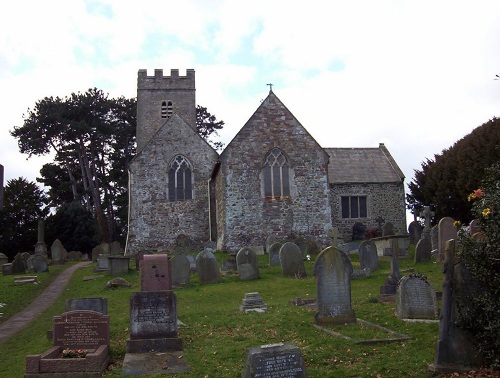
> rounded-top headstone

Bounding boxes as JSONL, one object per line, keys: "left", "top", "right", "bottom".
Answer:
{"left": 279, "top": 242, "right": 306, "bottom": 278}
{"left": 195, "top": 249, "right": 221, "bottom": 284}
{"left": 236, "top": 247, "right": 260, "bottom": 281}
{"left": 395, "top": 274, "right": 438, "bottom": 319}
{"left": 358, "top": 240, "right": 379, "bottom": 271}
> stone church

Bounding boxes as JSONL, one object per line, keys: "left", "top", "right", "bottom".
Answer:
{"left": 125, "top": 69, "right": 406, "bottom": 255}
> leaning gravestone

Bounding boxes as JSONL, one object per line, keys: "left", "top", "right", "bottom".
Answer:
{"left": 395, "top": 274, "right": 438, "bottom": 320}
{"left": 50, "top": 239, "right": 67, "bottom": 264}
{"left": 408, "top": 221, "right": 423, "bottom": 244}
{"left": 279, "top": 242, "right": 306, "bottom": 278}
{"left": 437, "top": 217, "right": 457, "bottom": 262}
{"left": 195, "top": 249, "right": 221, "bottom": 284}
{"left": 236, "top": 247, "right": 260, "bottom": 281}
{"left": 32, "top": 253, "right": 49, "bottom": 273}
{"left": 242, "top": 343, "right": 306, "bottom": 378}
{"left": 358, "top": 240, "right": 379, "bottom": 272}
{"left": 268, "top": 242, "right": 282, "bottom": 266}
{"left": 0, "top": 253, "right": 8, "bottom": 266}
{"left": 314, "top": 246, "right": 356, "bottom": 325}
{"left": 170, "top": 254, "right": 191, "bottom": 287}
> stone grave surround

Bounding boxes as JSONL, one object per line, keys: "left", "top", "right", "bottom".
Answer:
{"left": 25, "top": 310, "right": 110, "bottom": 377}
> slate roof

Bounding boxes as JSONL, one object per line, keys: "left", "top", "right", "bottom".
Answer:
{"left": 324, "top": 144, "right": 405, "bottom": 184}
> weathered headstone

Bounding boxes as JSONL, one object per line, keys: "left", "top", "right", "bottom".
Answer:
{"left": 172, "top": 234, "right": 191, "bottom": 256}
{"left": 268, "top": 242, "right": 282, "bottom": 266}
{"left": 265, "top": 234, "right": 278, "bottom": 253}
{"left": 92, "top": 244, "right": 106, "bottom": 262}
{"left": 2, "top": 263, "right": 12, "bottom": 275}
{"left": 11, "top": 253, "right": 26, "bottom": 274}
{"left": 420, "top": 206, "right": 434, "bottom": 236}
{"left": 279, "top": 242, "right": 306, "bottom": 278}
{"left": 437, "top": 217, "right": 457, "bottom": 262}
{"left": 50, "top": 239, "right": 67, "bottom": 264}
{"left": 314, "top": 246, "right": 356, "bottom": 325}
{"left": 140, "top": 254, "right": 171, "bottom": 291}
{"left": 428, "top": 239, "right": 484, "bottom": 373}
{"left": 53, "top": 310, "right": 109, "bottom": 348}
{"left": 352, "top": 222, "right": 366, "bottom": 240}
{"left": 304, "top": 237, "right": 321, "bottom": 256}
{"left": 67, "top": 250, "right": 83, "bottom": 261}
{"left": 110, "top": 241, "right": 124, "bottom": 255}
{"left": 408, "top": 220, "right": 423, "bottom": 244}
{"left": 107, "top": 256, "right": 130, "bottom": 275}
{"left": 379, "top": 238, "right": 401, "bottom": 296}
{"left": 195, "top": 249, "right": 221, "bottom": 284}
{"left": 382, "top": 221, "right": 395, "bottom": 236}
{"left": 395, "top": 274, "right": 438, "bottom": 319}
{"left": 65, "top": 297, "right": 108, "bottom": 314}
{"left": 95, "top": 254, "right": 109, "bottom": 271}
{"left": 170, "top": 254, "right": 191, "bottom": 287}
{"left": 415, "top": 237, "right": 432, "bottom": 263}
{"left": 32, "top": 253, "right": 49, "bottom": 273}
{"left": 236, "top": 247, "right": 260, "bottom": 281}
{"left": 242, "top": 343, "right": 306, "bottom": 378}
{"left": 358, "top": 240, "right": 379, "bottom": 272}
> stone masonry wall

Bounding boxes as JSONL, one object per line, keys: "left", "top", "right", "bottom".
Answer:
{"left": 217, "top": 93, "right": 332, "bottom": 253}
{"left": 330, "top": 182, "right": 406, "bottom": 241}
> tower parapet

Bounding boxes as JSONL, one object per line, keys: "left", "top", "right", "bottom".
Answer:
{"left": 136, "top": 68, "right": 197, "bottom": 153}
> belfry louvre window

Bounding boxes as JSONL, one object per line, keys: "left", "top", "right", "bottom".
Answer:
{"left": 263, "top": 148, "right": 290, "bottom": 198}
{"left": 341, "top": 196, "right": 367, "bottom": 218}
{"left": 161, "top": 101, "right": 173, "bottom": 118}
{"left": 168, "top": 155, "right": 193, "bottom": 201}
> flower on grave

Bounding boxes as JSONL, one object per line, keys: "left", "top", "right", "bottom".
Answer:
{"left": 62, "top": 348, "right": 87, "bottom": 358}
{"left": 453, "top": 220, "right": 461, "bottom": 228}
{"left": 468, "top": 188, "right": 484, "bottom": 201}
{"left": 482, "top": 208, "right": 492, "bottom": 217}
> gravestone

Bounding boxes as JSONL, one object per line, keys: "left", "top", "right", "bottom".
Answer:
{"left": 50, "top": 239, "right": 67, "bottom": 264}
{"left": 95, "top": 254, "right": 109, "bottom": 271}
{"left": 32, "top": 253, "right": 49, "bottom": 273}
{"left": 279, "top": 242, "right": 306, "bottom": 278}
{"left": 430, "top": 225, "right": 438, "bottom": 253}
{"left": 428, "top": 239, "right": 484, "bottom": 373}
{"left": 379, "top": 238, "right": 401, "bottom": 296}
{"left": 268, "top": 242, "right": 282, "bottom": 266}
{"left": 107, "top": 256, "right": 130, "bottom": 275}
{"left": 170, "top": 254, "right": 191, "bottom": 287}
{"left": 67, "top": 250, "right": 83, "bottom": 261}
{"left": 172, "top": 234, "right": 191, "bottom": 256}
{"left": 11, "top": 253, "right": 26, "bottom": 274}
{"left": 2, "top": 263, "right": 12, "bottom": 275}
{"left": 34, "top": 219, "right": 48, "bottom": 255}
{"left": 242, "top": 343, "right": 306, "bottom": 378}
{"left": 314, "top": 246, "right": 356, "bottom": 325}
{"left": 408, "top": 221, "right": 423, "bottom": 244}
{"left": 92, "top": 244, "right": 106, "bottom": 262}
{"left": 109, "top": 241, "right": 123, "bottom": 255}
{"left": 358, "top": 240, "right": 379, "bottom": 272}
{"left": 0, "top": 252, "right": 8, "bottom": 266}
{"left": 240, "top": 292, "right": 268, "bottom": 314}
{"left": 26, "top": 255, "right": 34, "bottom": 272}
{"left": 236, "top": 247, "right": 260, "bottom": 281}
{"left": 382, "top": 221, "right": 395, "bottom": 236}
{"left": 265, "top": 234, "right": 278, "bottom": 253}
{"left": 304, "top": 237, "right": 321, "bottom": 256}
{"left": 420, "top": 206, "right": 434, "bottom": 236}
{"left": 469, "top": 219, "right": 480, "bottom": 236}
{"left": 415, "top": 237, "right": 432, "bottom": 263}
{"left": 375, "top": 216, "right": 385, "bottom": 233}
{"left": 25, "top": 310, "right": 110, "bottom": 377}
{"left": 437, "top": 217, "right": 457, "bottom": 262}
{"left": 195, "top": 249, "right": 221, "bottom": 284}
{"left": 352, "top": 222, "right": 366, "bottom": 240}
{"left": 395, "top": 274, "right": 438, "bottom": 319}
{"left": 65, "top": 297, "right": 108, "bottom": 314}
{"left": 204, "top": 240, "right": 217, "bottom": 252}
{"left": 328, "top": 227, "right": 343, "bottom": 248}
{"left": 140, "top": 254, "right": 171, "bottom": 291}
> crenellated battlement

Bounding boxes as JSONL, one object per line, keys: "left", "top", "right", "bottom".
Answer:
{"left": 138, "top": 68, "right": 195, "bottom": 90}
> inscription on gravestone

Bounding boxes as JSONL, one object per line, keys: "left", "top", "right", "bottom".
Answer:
{"left": 242, "top": 343, "right": 306, "bottom": 378}
{"left": 130, "top": 291, "right": 177, "bottom": 339}
{"left": 53, "top": 310, "right": 110, "bottom": 349}
{"left": 395, "top": 274, "right": 438, "bottom": 319}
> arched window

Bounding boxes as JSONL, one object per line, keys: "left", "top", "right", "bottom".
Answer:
{"left": 168, "top": 155, "right": 193, "bottom": 201}
{"left": 161, "top": 101, "right": 173, "bottom": 118}
{"left": 262, "top": 148, "right": 290, "bottom": 198}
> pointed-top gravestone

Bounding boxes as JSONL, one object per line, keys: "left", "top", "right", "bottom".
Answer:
{"left": 195, "top": 249, "right": 221, "bottom": 284}
{"left": 50, "top": 239, "right": 67, "bottom": 264}
{"left": 279, "top": 242, "right": 306, "bottom": 278}
{"left": 358, "top": 240, "right": 379, "bottom": 272}
{"left": 268, "top": 242, "right": 282, "bottom": 266}
{"left": 314, "top": 246, "right": 356, "bottom": 325}
{"left": 437, "top": 217, "right": 457, "bottom": 262}
{"left": 236, "top": 247, "right": 260, "bottom": 281}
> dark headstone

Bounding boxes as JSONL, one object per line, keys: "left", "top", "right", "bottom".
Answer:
{"left": 195, "top": 249, "right": 221, "bottom": 284}
{"left": 437, "top": 217, "right": 457, "bottom": 262}
{"left": 382, "top": 222, "right": 395, "bottom": 236}
{"left": 92, "top": 244, "right": 106, "bottom": 262}
{"left": 0, "top": 252, "right": 8, "bottom": 266}
{"left": 352, "top": 222, "right": 366, "bottom": 240}
{"left": 110, "top": 241, "right": 124, "bottom": 255}
{"left": 96, "top": 254, "right": 109, "bottom": 271}
{"left": 107, "top": 256, "right": 130, "bottom": 275}
{"left": 53, "top": 310, "right": 110, "bottom": 349}
{"left": 358, "top": 240, "right": 379, "bottom": 272}
{"left": 408, "top": 221, "right": 423, "bottom": 244}
{"left": 11, "top": 253, "right": 26, "bottom": 274}
{"left": 170, "top": 254, "right": 191, "bottom": 287}
{"left": 415, "top": 237, "right": 432, "bottom": 263}
{"left": 172, "top": 234, "right": 191, "bottom": 256}
{"left": 65, "top": 297, "right": 108, "bottom": 314}
{"left": 395, "top": 274, "right": 438, "bottom": 319}
{"left": 2, "top": 263, "right": 12, "bottom": 275}
{"left": 268, "top": 242, "right": 282, "bottom": 266}
{"left": 265, "top": 234, "right": 278, "bottom": 253}
{"left": 242, "top": 343, "right": 306, "bottom": 378}
{"left": 236, "top": 247, "right": 260, "bottom": 281}
{"left": 32, "top": 253, "right": 49, "bottom": 273}
{"left": 140, "top": 254, "right": 171, "bottom": 291}
{"left": 279, "top": 242, "right": 306, "bottom": 278}
{"left": 67, "top": 250, "right": 83, "bottom": 261}
{"left": 314, "top": 246, "right": 356, "bottom": 325}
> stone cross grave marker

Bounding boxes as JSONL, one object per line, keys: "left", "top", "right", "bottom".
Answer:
{"left": 242, "top": 343, "right": 306, "bottom": 378}
{"left": 328, "top": 227, "right": 343, "bottom": 247}
{"left": 314, "top": 246, "right": 356, "bottom": 325}
{"left": 140, "top": 254, "right": 171, "bottom": 291}
{"left": 236, "top": 247, "right": 260, "bottom": 281}
{"left": 395, "top": 274, "right": 438, "bottom": 320}
{"left": 358, "top": 240, "right": 379, "bottom": 272}
{"left": 279, "top": 242, "right": 306, "bottom": 278}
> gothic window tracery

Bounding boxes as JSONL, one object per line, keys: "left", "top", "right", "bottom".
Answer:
{"left": 168, "top": 155, "right": 193, "bottom": 201}
{"left": 262, "top": 148, "right": 290, "bottom": 198}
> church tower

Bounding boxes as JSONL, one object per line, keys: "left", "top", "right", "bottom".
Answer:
{"left": 136, "top": 69, "right": 196, "bottom": 152}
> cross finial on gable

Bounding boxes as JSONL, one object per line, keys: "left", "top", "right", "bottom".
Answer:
{"left": 267, "top": 83, "right": 273, "bottom": 93}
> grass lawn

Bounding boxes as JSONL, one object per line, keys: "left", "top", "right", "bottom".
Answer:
{"left": 0, "top": 247, "right": 450, "bottom": 377}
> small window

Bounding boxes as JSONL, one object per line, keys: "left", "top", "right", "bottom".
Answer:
{"left": 263, "top": 148, "right": 290, "bottom": 198}
{"left": 341, "top": 196, "right": 367, "bottom": 218}
{"left": 168, "top": 155, "right": 193, "bottom": 201}
{"left": 161, "top": 101, "right": 173, "bottom": 119}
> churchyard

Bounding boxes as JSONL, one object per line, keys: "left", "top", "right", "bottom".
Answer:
{"left": 0, "top": 245, "right": 463, "bottom": 378}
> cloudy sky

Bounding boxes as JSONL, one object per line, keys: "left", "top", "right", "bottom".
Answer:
{"left": 1, "top": 0, "right": 499, "bottom": 221}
